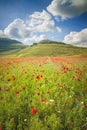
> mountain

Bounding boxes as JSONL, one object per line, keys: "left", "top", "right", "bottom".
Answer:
{"left": 0, "top": 38, "right": 87, "bottom": 57}
{"left": 0, "top": 37, "right": 28, "bottom": 56}
{"left": 0, "top": 37, "right": 21, "bottom": 44}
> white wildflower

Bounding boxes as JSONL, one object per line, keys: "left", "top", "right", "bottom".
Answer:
{"left": 49, "top": 99, "right": 54, "bottom": 102}
{"left": 24, "top": 119, "right": 27, "bottom": 122}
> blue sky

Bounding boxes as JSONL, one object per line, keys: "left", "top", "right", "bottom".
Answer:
{"left": 0, "top": 0, "right": 87, "bottom": 47}
{"left": 0, "top": 0, "right": 52, "bottom": 29}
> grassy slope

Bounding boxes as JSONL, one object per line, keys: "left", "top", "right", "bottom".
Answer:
{"left": 0, "top": 43, "right": 87, "bottom": 57}
{"left": 15, "top": 43, "right": 87, "bottom": 57}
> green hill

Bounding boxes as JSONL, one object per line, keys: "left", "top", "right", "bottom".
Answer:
{"left": 0, "top": 39, "right": 87, "bottom": 57}
{"left": 0, "top": 37, "right": 28, "bottom": 57}
{"left": 15, "top": 43, "right": 87, "bottom": 57}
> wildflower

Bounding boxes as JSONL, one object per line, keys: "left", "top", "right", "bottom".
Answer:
{"left": 5, "top": 88, "right": 9, "bottom": 92}
{"left": 24, "top": 119, "right": 27, "bottom": 122}
{"left": 36, "top": 75, "right": 41, "bottom": 80}
{"left": 0, "top": 87, "right": 2, "bottom": 91}
{"left": 81, "top": 102, "right": 84, "bottom": 104}
{"left": 77, "top": 77, "right": 81, "bottom": 81}
{"left": 76, "top": 104, "right": 80, "bottom": 107}
{"left": 15, "top": 90, "right": 19, "bottom": 94}
{"left": 47, "top": 91, "right": 50, "bottom": 94}
{"left": 49, "top": 99, "right": 54, "bottom": 102}
{"left": 77, "top": 97, "right": 81, "bottom": 101}
{"left": 57, "top": 111, "right": 61, "bottom": 113}
{"left": 31, "top": 107, "right": 37, "bottom": 115}
{"left": 37, "top": 92, "right": 40, "bottom": 96}
{"left": 69, "top": 95, "right": 72, "bottom": 98}
{"left": 7, "top": 78, "right": 11, "bottom": 81}
{"left": 41, "top": 98, "right": 46, "bottom": 103}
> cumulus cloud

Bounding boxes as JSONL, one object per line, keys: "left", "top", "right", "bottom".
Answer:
{"left": 0, "top": 10, "right": 62, "bottom": 44}
{"left": 4, "top": 18, "right": 31, "bottom": 40}
{"left": 30, "top": 10, "right": 51, "bottom": 20}
{"left": 47, "top": 0, "right": 87, "bottom": 20}
{"left": 27, "top": 10, "right": 61, "bottom": 32}
{"left": 63, "top": 28, "right": 87, "bottom": 47}
{"left": 23, "top": 34, "right": 46, "bottom": 45}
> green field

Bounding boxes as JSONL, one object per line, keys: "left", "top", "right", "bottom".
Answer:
{"left": 0, "top": 57, "right": 87, "bottom": 130}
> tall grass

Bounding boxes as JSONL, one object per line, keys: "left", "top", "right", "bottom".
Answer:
{"left": 0, "top": 57, "right": 87, "bottom": 130}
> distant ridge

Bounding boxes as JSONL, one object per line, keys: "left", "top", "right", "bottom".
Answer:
{"left": 38, "top": 39, "right": 65, "bottom": 44}
{"left": 0, "top": 37, "right": 27, "bottom": 52}
{"left": 0, "top": 37, "right": 22, "bottom": 44}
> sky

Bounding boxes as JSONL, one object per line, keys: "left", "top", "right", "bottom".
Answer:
{"left": 0, "top": 0, "right": 87, "bottom": 47}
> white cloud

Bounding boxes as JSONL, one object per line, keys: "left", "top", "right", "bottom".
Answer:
{"left": 47, "top": 0, "right": 87, "bottom": 20}
{"left": 27, "top": 10, "right": 61, "bottom": 33}
{"left": 30, "top": 10, "right": 51, "bottom": 20}
{"left": 23, "top": 34, "right": 46, "bottom": 45}
{"left": 63, "top": 28, "right": 87, "bottom": 47}
{"left": 4, "top": 18, "right": 31, "bottom": 40}
{"left": 0, "top": 10, "right": 62, "bottom": 45}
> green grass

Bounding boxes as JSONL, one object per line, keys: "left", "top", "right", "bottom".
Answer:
{"left": 16, "top": 43, "right": 87, "bottom": 57}
{"left": 0, "top": 43, "right": 87, "bottom": 57}
{"left": 0, "top": 57, "right": 87, "bottom": 130}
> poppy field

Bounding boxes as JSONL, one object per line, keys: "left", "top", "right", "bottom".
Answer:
{"left": 0, "top": 56, "right": 87, "bottom": 130}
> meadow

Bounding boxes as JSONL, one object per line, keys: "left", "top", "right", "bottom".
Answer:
{"left": 0, "top": 56, "right": 87, "bottom": 130}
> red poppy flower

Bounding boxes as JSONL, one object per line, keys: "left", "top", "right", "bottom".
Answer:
{"left": 5, "top": 88, "right": 9, "bottom": 92}
{"left": 36, "top": 75, "right": 41, "bottom": 80}
{"left": 31, "top": 107, "right": 37, "bottom": 115}
{"left": 77, "top": 77, "right": 81, "bottom": 81}
{"left": 77, "top": 97, "right": 81, "bottom": 101}
{"left": 41, "top": 98, "right": 46, "bottom": 103}
{"left": 0, "top": 87, "right": 1, "bottom": 91}
{"left": 15, "top": 90, "right": 19, "bottom": 94}
{"left": 7, "top": 78, "right": 11, "bottom": 82}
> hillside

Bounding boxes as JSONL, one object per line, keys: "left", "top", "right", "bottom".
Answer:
{"left": 0, "top": 39, "right": 87, "bottom": 57}
{"left": 15, "top": 43, "right": 87, "bottom": 57}
{"left": 0, "top": 37, "right": 28, "bottom": 57}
